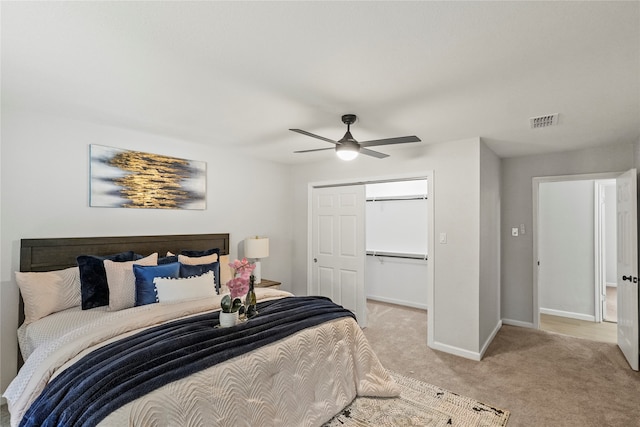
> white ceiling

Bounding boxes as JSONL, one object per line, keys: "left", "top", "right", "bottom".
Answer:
{"left": 3, "top": 1, "right": 639, "bottom": 164}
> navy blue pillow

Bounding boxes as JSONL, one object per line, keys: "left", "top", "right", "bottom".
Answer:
{"left": 158, "top": 255, "right": 178, "bottom": 265}
{"left": 77, "top": 251, "right": 137, "bottom": 310}
{"left": 133, "top": 262, "right": 180, "bottom": 306}
{"left": 180, "top": 248, "right": 220, "bottom": 258}
{"left": 179, "top": 261, "right": 221, "bottom": 294}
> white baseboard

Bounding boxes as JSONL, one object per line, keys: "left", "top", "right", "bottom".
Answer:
{"left": 366, "top": 295, "right": 427, "bottom": 310}
{"left": 501, "top": 318, "right": 535, "bottom": 328}
{"left": 430, "top": 340, "right": 482, "bottom": 361}
{"left": 479, "top": 320, "right": 502, "bottom": 359}
{"left": 539, "top": 307, "right": 595, "bottom": 322}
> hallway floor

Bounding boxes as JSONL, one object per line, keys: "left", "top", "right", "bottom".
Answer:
{"left": 540, "top": 313, "right": 617, "bottom": 343}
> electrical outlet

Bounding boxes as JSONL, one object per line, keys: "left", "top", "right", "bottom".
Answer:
{"left": 511, "top": 227, "right": 519, "bottom": 237}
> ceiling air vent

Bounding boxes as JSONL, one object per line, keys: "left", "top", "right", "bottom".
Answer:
{"left": 529, "top": 113, "right": 559, "bottom": 129}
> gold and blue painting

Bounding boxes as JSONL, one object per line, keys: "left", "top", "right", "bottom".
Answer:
{"left": 90, "top": 145, "right": 206, "bottom": 209}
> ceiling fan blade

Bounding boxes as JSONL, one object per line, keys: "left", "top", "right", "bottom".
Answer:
{"left": 360, "top": 148, "right": 389, "bottom": 159}
{"left": 289, "top": 129, "right": 338, "bottom": 145}
{"left": 294, "top": 147, "right": 336, "bottom": 154}
{"left": 359, "top": 135, "right": 421, "bottom": 148}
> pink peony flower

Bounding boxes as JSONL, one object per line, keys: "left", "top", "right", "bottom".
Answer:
{"left": 225, "top": 258, "right": 256, "bottom": 299}
{"left": 228, "top": 257, "right": 255, "bottom": 276}
{"left": 227, "top": 277, "right": 250, "bottom": 299}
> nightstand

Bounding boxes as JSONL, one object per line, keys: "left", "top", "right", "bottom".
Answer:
{"left": 255, "top": 279, "right": 281, "bottom": 290}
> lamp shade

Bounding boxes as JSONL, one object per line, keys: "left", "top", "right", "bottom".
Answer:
{"left": 245, "top": 236, "right": 269, "bottom": 259}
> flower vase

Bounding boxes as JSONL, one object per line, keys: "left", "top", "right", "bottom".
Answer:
{"left": 219, "top": 311, "right": 239, "bottom": 327}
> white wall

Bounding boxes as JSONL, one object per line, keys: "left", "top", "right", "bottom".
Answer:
{"left": 501, "top": 143, "right": 635, "bottom": 326}
{"left": 0, "top": 109, "right": 293, "bottom": 395}
{"left": 291, "top": 137, "right": 499, "bottom": 359}
{"left": 366, "top": 257, "right": 428, "bottom": 309}
{"left": 538, "top": 180, "right": 595, "bottom": 319}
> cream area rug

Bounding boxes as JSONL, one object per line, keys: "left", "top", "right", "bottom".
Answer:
{"left": 324, "top": 372, "right": 510, "bottom": 426}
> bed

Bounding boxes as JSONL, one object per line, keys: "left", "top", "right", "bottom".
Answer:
{"left": 4, "top": 234, "right": 399, "bottom": 427}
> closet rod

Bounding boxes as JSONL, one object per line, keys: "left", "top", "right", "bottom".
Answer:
{"left": 366, "top": 251, "right": 428, "bottom": 261}
{"left": 366, "top": 196, "right": 427, "bottom": 202}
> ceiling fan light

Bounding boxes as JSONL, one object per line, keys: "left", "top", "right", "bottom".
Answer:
{"left": 336, "top": 141, "right": 359, "bottom": 161}
{"left": 336, "top": 149, "right": 359, "bottom": 161}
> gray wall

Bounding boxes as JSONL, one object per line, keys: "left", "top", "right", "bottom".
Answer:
{"left": 0, "top": 109, "right": 294, "bottom": 396}
{"left": 501, "top": 142, "right": 635, "bottom": 326}
{"left": 479, "top": 141, "right": 501, "bottom": 348}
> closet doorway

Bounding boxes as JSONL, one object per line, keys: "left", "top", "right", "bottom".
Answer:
{"left": 365, "top": 180, "right": 429, "bottom": 309}
{"left": 308, "top": 172, "right": 434, "bottom": 341}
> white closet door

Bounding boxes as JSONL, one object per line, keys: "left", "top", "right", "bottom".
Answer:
{"left": 310, "top": 185, "right": 366, "bottom": 327}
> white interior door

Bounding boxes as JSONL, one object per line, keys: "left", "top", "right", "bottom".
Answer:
{"left": 311, "top": 185, "right": 367, "bottom": 327}
{"left": 616, "top": 168, "right": 638, "bottom": 370}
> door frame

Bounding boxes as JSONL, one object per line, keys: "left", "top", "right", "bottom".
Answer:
{"left": 594, "top": 179, "right": 617, "bottom": 322}
{"left": 532, "top": 171, "right": 624, "bottom": 329}
{"left": 307, "top": 171, "right": 435, "bottom": 344}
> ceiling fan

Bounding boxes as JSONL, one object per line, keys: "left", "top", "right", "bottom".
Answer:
{"left": 290, "top": 114, "right": 421, "bottom": 161}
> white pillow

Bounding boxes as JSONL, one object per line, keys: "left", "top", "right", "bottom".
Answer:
{"left": 154, "top": 271, "right": 216, "bottom": 303}
{"left": 15, "top": 266, "right": 81, "bottom": 325}
{"left": 105, "top": 253, "right": 158, "bottom": 311}
{"left": 177, "top": 253, "right": 219, "bottom": 265}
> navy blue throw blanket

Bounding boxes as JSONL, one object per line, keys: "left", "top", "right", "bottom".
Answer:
{"left": 20, "top": 296, "right": 355, "bottom": 427}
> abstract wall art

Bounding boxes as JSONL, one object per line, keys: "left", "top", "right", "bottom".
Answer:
{"left": 90, "top": 145, "right": 206, "bottom": 209}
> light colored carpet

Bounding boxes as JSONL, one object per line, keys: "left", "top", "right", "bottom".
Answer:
{"left": 324, "top": 372, "right": 509, "bottom": 426}
{"left": 363, "top": 300, "right": 640, "bottom": 427}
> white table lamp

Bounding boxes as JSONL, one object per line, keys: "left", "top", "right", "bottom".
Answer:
{"left": 245, "top": 236, "right": 269, "bottom": 284}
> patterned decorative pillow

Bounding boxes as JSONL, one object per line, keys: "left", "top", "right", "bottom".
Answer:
{"left": 133, "top": 262, "right": 180, "bottom": 306}
{"left": 15, "top": 266, "right": 81, "bottom": 324}
{"left": 77, "top": 251, "right": 137, "bottom": 310}
{"left": 154, "top": 271, "right": 216, "bottom": 303}
{"left": 104, "top": 253, "right": 158, "bottom": 311}
{"left": 178, "top": 253, "right": 221, "bottom": 293}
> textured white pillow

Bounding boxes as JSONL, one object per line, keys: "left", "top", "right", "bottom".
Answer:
{"left": 177, "top": 253, "right": 219, "bottom": 265}
{"left": 15, "top": 266, "right": 81, "bottom": 325}
{"left": 105, "top": 253, "right": 158, "bottom": 311}
{"left": 154, "top": 271, "right": 216, "bottom": 303}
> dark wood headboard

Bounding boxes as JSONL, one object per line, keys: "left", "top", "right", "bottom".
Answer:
{"left": 20, "top": 233, "right": 229, "bottom": 273}
{"left": 17, "top": 233, "right": 230, "bottom": 366}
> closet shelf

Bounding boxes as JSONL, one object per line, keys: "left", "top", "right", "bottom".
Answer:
{"left": 366, "top": 251, "right": 428, "bottom": 261}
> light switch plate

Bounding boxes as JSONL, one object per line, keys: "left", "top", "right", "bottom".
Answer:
{"left": 511, "top": 227, "right": 519, "bottom": 237}
{"left": 439, "top": 232, "right": 447, "bottom": 244}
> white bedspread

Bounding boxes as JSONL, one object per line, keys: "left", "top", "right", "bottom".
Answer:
{"left": 5, "top": 289, "right": 399, "bottom": 426}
